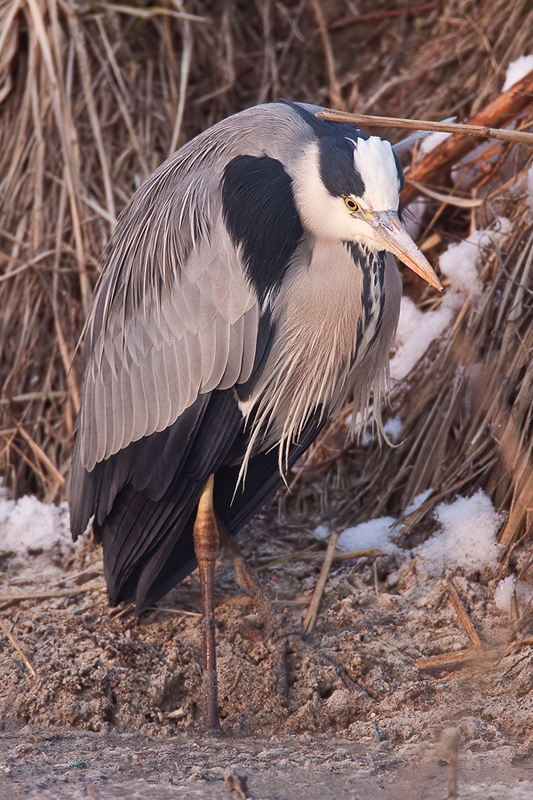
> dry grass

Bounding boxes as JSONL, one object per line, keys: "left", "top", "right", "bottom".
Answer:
{"left": 1, "top": 0, "right": 533, "bottom": 553}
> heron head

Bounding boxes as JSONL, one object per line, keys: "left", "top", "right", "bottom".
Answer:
{"left": 293, "top": 132, "right": 442, "bottom": 291}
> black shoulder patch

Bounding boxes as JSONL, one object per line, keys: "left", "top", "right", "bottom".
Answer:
{"left": 222, "top": 155, "right": 304, "bottom": 304}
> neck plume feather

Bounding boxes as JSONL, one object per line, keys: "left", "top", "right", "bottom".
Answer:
{"left": 236, "top": 242, "right": 396, "bottom": 488}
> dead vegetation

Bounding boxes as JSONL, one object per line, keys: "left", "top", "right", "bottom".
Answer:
{"left": 1, "top": 0, "right": 533, "bottom": 556}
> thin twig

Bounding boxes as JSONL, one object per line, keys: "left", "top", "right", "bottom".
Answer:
{"left": 308, "top": 0, "right": 344, "bottom": 109}
{"left": 9, "top": 416, "right": 65, "bottom": 486}
{"left": 446, "top": 577, "right": 482, "bottom": 647}
{"left": 255, "top": 545, "right": 383, "bottom": 572}
{"left": 145, "top": 605, "right": 201, "bottom": 617}
{"left": 100, "top": 3, "right": 209, "bottom": 23}
{"left": 408, "top": 180, "right": 485, "bottom": 208}
{"left": 0, "top": 391, "right": 67, "bottom": 405}
{"left": 503, "top": 635, "right": 533, "bottom": 656}
{"left": 331, "top": 3, "right": 436, "bottom": 30}
{"left": 303, "top": 529, "right": 339, "bottom": 633}
{"left": 0, "top": 585, "right": 106, "bottom": 610}
{"left": 317, "top": 109, "right": 533, "bottom": 145}
{"left": 415, "top": 648, "right": 485, "bottom": 670}
{"left": 254, "top": 545, "right": 321, "bottom": 572}
{"left": 0, "top": 617, "right": 36, "bottom": 677}
{"left": 168, "top": 0, "right": 194, "bottom": 155}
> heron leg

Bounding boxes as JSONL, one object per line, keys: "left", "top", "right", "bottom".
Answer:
{"left": 192, "top": 474, "right": 221, "bottom": 732}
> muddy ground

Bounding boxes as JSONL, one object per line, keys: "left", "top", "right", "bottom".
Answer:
{"left": 1, "top": 515, "right": 533, "bottom": 798}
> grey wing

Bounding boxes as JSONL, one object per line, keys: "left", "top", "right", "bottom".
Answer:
{"left": 74, "top": 99, "right": 321, "bottom": 473}
{"left": 69, "top": 174, "right": 259, "bottom": 539}
{"left": 69, "top": 99, "right": 322, "bottom": 539}
{"left": 78, "top": 212, "right": 258, "bottom": 474}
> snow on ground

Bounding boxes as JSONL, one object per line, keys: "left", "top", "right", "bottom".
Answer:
{"left": 413, "top": 490, "right": 503, "bottom": 577}
{"left": 494, "top": 575, "right": 533, "bottom": 614}
{"left": 390, "top": 218, "right": 511, "bottom": 381}
{"left": 383, "top": 414, "right": 402, "bottom": 442}
{"left": 0, "top": 483, "right": 72, "bottom": 555}
{"left": 316, "top": 518, "right": 400, "bottom": 555}
{"left": 0, "top": 484, "right": 504, "bottom": 585}
{"left": 316, "top": 490, "right": 504, "bottom": 578}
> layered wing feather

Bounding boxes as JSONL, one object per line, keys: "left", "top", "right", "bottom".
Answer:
{"left": 69, "top": 222, "right": 260, "bottom": 535}
{"left": 79, "top": 218, "right": 258, "bottom": 473}
{"left": 73, "top": 100, "right": 321, "bottom": 482}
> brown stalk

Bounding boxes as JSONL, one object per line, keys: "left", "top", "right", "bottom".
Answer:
{"left": 317, "top": 109, "right": 533, "bottom": 145}
{"left": 168, "top": 2, "right": 194, "bottom": 156}
{"left": 446, "top": 577, "right": 482, "bottom": 648}
{"left": 0, "top": 584, "right": 106, "bottom": 610}
{"left": 68, "top": 9, "right": 116, "bottom": 226}
{"left": 308, "top": 0, "right": 345, "bottom": 110}
{"left": 415, "top": 648, "right": 485, "bottom": 670}
{"left": 303, "top": 529, "right": 339, "bottom": 633}
{"left": 0, "top": 617, "right": 36, "bottom": 677}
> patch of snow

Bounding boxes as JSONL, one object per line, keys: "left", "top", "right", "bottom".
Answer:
{"left": 315, "top": 525, "right": 329, "bottom": 540}
{"left": 315, "top": 517, "right": 400, "bottom": 554}
{"left": 503, "top": 55, "right": 533, "bottom": 91}
{"left": 336, "top": 517, "right": 399, "bottom": 555}
{"left": 390, "top": 219, "right": 512, "bottom": 381}
{"left": 494, "top": 576, "right": 533, "bottom": 613}
{"left": 414, "top": 490, "right": 503, "bottom": 577}
{"left": 317, "top": 490, "right": 504, "bottom": 578}
{"left": 494, "top": 576, "right": 515, "bottom": 613}
{"left": 439, "top": 220, "right": 511, "bottom": 309}
{"left": 383, "top": 414, "right": 402, "bottom": 442}
{"left": 390, "top": 297, "right": 452, "bottom": 380}
{"left": 0, "top": 488, "right": 72, "bottom": 554}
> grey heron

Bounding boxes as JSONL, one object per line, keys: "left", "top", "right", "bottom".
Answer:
{"left": 68, "top": 100, "right": 441, "bottom": 730}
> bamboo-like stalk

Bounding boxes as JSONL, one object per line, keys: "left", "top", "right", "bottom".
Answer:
{"left": 317, "top": 109, "right": 533, "bottom": 145}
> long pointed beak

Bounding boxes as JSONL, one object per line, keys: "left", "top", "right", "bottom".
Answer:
{"left": 370, "top": 211, "right": 442, "bottom": 291}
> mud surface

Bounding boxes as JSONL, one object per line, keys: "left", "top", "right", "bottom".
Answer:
{"left": 1, "top": 729, "right": 533, "bottom": 799}
{"left": 1, "top": 519, "right": 532, "bottom": 797}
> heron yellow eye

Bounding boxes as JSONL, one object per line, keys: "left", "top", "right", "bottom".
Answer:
{"left": 345, "top": 197, "right": 359, "bottom": 212}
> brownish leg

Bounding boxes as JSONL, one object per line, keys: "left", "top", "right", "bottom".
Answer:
{"left": 192, "top": 474, "right": 221, "bottom": 732}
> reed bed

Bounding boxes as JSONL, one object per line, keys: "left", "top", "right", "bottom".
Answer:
{"left": 1, "top": 0, "right": 533, "bottom": 552}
